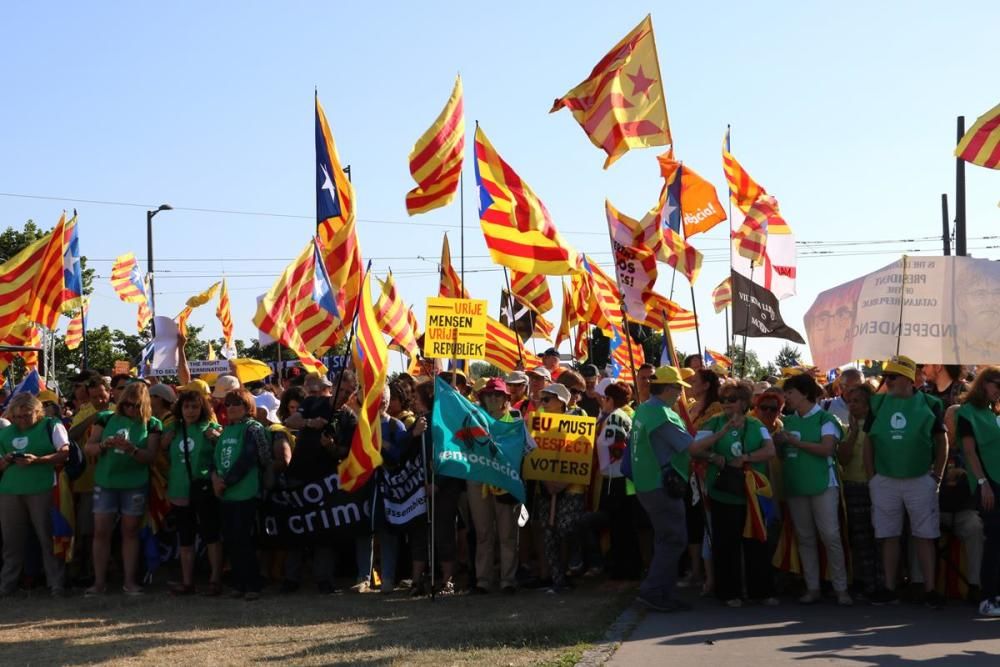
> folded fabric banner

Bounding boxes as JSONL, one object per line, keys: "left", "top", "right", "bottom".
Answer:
{"left": 731, "top": 270, "right": 804, "bottom": 344}
{"left": 379, "top": 449, "right": 427, "bottom": 526}
{"left": 260, "top": 476, "right": 375, "bottom": 546}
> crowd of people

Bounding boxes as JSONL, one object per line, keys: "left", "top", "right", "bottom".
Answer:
{"left": 2, "top": 347, "right": 1000, "bottom": 619}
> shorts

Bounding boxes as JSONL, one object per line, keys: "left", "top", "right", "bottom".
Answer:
{"left": 93, "top": 486, "right": 148, "bottom": 517}
{"left": 172, "top": 497, "right": 222, "bottom": 547}
{"left": 868, "top": 473, "right": 940, "bottom": 539}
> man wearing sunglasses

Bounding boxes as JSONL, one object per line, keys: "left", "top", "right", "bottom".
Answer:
{"left": 629, "top": 366, "right": 694, "bottom": 613}
{"left": 863, "top": 355, "right": 948, "bottom": 608}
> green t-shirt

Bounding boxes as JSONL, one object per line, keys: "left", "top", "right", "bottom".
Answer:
{"left": 957, "top": 402, "right": 1000, "bottom": 493}
{"left": 0, "top": 418, "right": 61, "bottom": 495}
{"left": 868, "top": 393, "right": 939, "bottom": 479}
{"left": 93, "top": 412, "right": 162, "bottom": 490}
{"left": 781, "top": 407, "right": 843, "bottom": 497}
{"left": 214, "top": 420, "right": 260, "bottom": 501}
{"left": 629, "top": 400, "right": 687, "bottom": 493}
{"left": 167, "top": 421, "right": 220, "bottom": 499}
{"left": 703, "top": 414, "right": 770, "bottom": 505}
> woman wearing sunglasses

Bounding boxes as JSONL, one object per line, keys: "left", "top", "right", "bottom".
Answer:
{"left": 690, "top": 380, "right": 776, "bottom": 607}
{"left": 85, "top": 381, "right": 163, "bottom": 596}
{"left": 776, "top": 373, "right": 851, "bottom": 606}
{"left": 211, "top": 388, "right": 269, "bottom": 600}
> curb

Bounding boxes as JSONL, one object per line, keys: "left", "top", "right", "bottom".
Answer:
{"left": 574, "top": 601, "right": 645, "bottom": 666}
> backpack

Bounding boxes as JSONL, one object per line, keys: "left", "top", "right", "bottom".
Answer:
{"left": 48, "top": 418, "right": 87, "bottom": 481}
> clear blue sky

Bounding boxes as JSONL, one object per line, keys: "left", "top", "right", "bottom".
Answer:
{"left": 1, "top": 2, "right": 997, "bottom": 368}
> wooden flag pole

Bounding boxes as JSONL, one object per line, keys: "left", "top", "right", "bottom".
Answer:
{"left": 726, "top": 124, "right": 736, "bottom": 352}
{"left": 739, "top": 267, "right": 754, "bottom": 379}
{"left": 896, "top": 255, "right": 908, "bottom": 356}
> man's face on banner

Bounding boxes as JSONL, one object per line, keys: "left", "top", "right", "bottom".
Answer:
{"left": 956, "top": 262, "right": 1000, "bottom": 361}
{"left": 804, "top": 277, "right": 864, "bottom": 371}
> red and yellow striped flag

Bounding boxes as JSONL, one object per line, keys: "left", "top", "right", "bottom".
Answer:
{"left": 531, "top": 312, "right": 556, "bottom": 342}
{"left": 252, "top": 240, "right": 332, "bottom": 375}
{"left": 65, "top": 298, "right": 88, "bottom": 350}
{"left": 551, "top": 15, "right": 671, "bottom": 169}
{"left": 705, "top": 348, "right": 733, "bottom": 371}
{"left": 485, "top": 316, "right": 541, "bottom": 373}
{"left": 406, "top": 75, "right": 465, "bottom": 214}
{"left": 110, "top": 252, "right": 153, "bottom": 333}
{"left": 509, "top": 270, "right": 553, "bottom": 315}
{"left": 723, "top": 127, "right": 767, "bottom": 215}
{"left": 474, "top": 126, "right": 581, "bottom": 275}
{"left": 27, "top": 213, "right": 67, "bottom": 331}
{"left": 438, "top": 234, "right": 469, "bottom": 299}
{"left": 406, "top": 306, "right": 421, "bottom": 340}
{"left": 554, "top": 280, "right": 578, "bottom": 349}
{"left": 316, "top": 94, "right": 362, "bottom": 347}
{"left": 956, "top": 101, "right": 1000, "bottom": 170}
{"left": 609, "top": 325, "right": 645, "bottom": 383}
{"left": 376, "top": 272, "right": 419, "bottom": 357}
{"left": 661, "top": 226, "right": 703, "bottom": 285}
{"left": 176, "top": 281, "right": 221, "bottom": 335}
{"left": 0, "top": 231, "right": 51, "bottom": 342}
{"left": 579, "top": 256, "right": 623, "bottom": 337}
{"left": 216, "top": 279, "right": 234, "bottom": 351}
{"left": 639, "top": 291, "right": 697, "bottom": 332}
{"left": 338, "top": 272, "right": 388, "bottom": 492}
{"left": 712, "top": 277, "right": 732, "bottom": 313}
{"left": 734, "top": 195, "right": 787, "bottom": 265}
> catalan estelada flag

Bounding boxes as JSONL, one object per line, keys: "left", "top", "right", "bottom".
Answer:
{"left": 406, "top": 75, "right": 465, "bottom": 214}
{"left": 742, "top": 467, "right": 774, "bottom": 542}
{"left": 509, "top": 271, "right": 553, "bottom": 315}
{"left": 376, "top": 271, "right": 419, "bottom": 357}
{"left": 956, "top": 101, "right": 1000, "bottom": 170}
{"left": 474, "top": 126, "right": 581, "bottom": 275}
{"left": 316, "top": 93, "right": 361, "bottom": 345}
{"left": 485, "top": 316, "right": 540, "bottom": 373}
{"left": 339, "top": 272, "right": 388, "bottom": 492}
{"left": 51, "top": 469, "right": 75, "bottom": 562}
{"left": 62, "top": 213, "right": 83, "bottom": 310}
{"left": 704, "top": 347, "right": 733, "bottom": 371}
{"left": 65, "top": 298, "right": 88, "bottom": 350}
{"left": 110, "top": 252, "right": 152, "bottom": 332}
{"left": 608, "top": 325, "right": 644, "bottom": 383}
{"left": 438, "top": 233, "right": 469, "bottom": 299}
{"left": 216, "top": 279, "right": 234, "bottom": 352}
{"left": 27, "top": 213, "right": 68, "bottom": 331}
{"left": 0, "top": 233, "right": 50, "bottom": 342}
{"left": 722, "top": 127, "right": 767, "bottom": 215}
{"left": 551, "top": 14, "right": 671, "bottom": 168}
{"left": 711, "top": 276, "right": 732, "bottom": 313}
{"left": 657, "top": 152, "right": 727, "bottom": 238}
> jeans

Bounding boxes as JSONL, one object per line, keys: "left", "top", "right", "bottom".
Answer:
{"left": 636, "top": 488, "right": 686, "bottom": 601}
{"left": 221, "top": 499, "right": 260, "bottom": 593}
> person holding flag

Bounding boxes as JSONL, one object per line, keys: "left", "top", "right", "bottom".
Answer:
{"left": 628, "top": 367, "right": 695, "bottom": 612}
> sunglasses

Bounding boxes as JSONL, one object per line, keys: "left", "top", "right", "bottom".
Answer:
{"left": 757, "top": 404, "right": 779, "bottom": 413}
{"left": 119, "top": 401, "right": 137, "bottom": 409}
{"left": 541, "top": 395, "right": 559, "bottom": 403}
{"left": 882, "top": 373, "right": 900, "bottom": 381}
{"left": 719, "top": 396, "right": 740, "bottom": 404}
{"left": 570, "top": 389, "right": 584, "bottom": 396}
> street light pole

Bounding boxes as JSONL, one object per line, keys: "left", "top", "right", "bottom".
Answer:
{"left": 146, "top": 204, "right": 173, "bottom": 336}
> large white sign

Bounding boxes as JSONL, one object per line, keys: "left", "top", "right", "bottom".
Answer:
{"left": 804, "top": 256, "right": 1000, "bottom": 370}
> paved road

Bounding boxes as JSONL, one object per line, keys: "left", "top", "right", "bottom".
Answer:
{"left": 610, "top": 595, "right": 1000, "bottom": 665}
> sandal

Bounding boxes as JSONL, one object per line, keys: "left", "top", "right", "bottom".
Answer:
{"left": 122, "top": 586, "right": 145, "bottom": 596}
{"left": 84, "top": 586, "right": 106, "bottom": 598}
{"left": 169, "top": 583, "right": 196, "bottom": 596}
{"left": 201, "top": 582, "right": 223, "bottom": 597}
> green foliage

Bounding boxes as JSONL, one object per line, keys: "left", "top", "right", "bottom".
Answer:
{"left": 726, "top": 343, "right": 772, "bottom": 380}
{"left": 773, "top": 343, "right": 803, "bottom": 371}
{"left": 470, "top": 361, "right": 502, "bottom": 379}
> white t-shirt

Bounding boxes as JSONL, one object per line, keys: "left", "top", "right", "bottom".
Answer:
{"left": 596, "top": 408, "right": 632, "bottom": 478}
{"left": 255, "top": 391, "right": 280, "bottom": 423}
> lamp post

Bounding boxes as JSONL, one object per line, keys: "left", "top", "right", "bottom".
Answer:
{"left": 146, "top": 204, "right": 173, "bottom": 335}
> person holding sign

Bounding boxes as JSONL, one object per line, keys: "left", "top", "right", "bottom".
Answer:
{"left": 629, "top": 367, "right": 695, "bottom": 612}
{"left": 776, "top": 373, "right": 852, "bottom": 606}
{"left": 863, "top": 355, "right": 948, "bottom": 609}
{"left": 85, "top": 382, "right": 163, "bottom": 596}
{"left": 689, "top": 381, "right": 776, "bottom": 608}
{"left": 955, "top": 367, "right": 1000, "bottom": 616}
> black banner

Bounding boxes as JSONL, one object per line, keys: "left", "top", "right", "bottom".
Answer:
{"left": 379, "top": 454, "right": 427, "bottom": 526}
{"left": 731, "top": 270, "right": 805, "bottom": 343}
{"left": 260, "top": 474, "right": 375, "bottom": 546}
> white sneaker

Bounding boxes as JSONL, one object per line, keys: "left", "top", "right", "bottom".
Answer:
{"left": 836, "top": 591, "right": 854, "bottom": 606}
{"left": 978, "top": 598, "right": 1000, "bottom": 617}
{"left": 799, "top": 590, "right": 821, "bottom": 604}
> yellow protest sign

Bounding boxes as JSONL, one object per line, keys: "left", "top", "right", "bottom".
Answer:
{"left": 113, "top": 360, "right": 131, "bottom": 376}
{"left": 523, "top": 413, "right": 596, "bottom": 484}
{"left": 424, "top": 297, "right": 488, "bottom": 360}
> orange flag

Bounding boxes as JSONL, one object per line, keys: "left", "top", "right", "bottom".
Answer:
{"left": 657, "top": 152, "right": 727, "bottom": 237}
{"left": 552, "top": 15, "right": 671, "bottom": 168}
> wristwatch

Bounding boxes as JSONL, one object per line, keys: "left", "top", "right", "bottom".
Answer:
{"left": 978, "top": 478, "right": 988, "bottom": 487}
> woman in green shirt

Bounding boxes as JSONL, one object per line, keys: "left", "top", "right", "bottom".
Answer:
{"left": 956, "top": 366, "right": 1000, "bottom": 616}
{"left": 84, "top": 381, "right": 162, "bottom": 596}
{"left": 165, "top": 390, "right": 223, "bottom": 596}
{"left": 777, "top": 373, "right": 851, "bottom": 606}
{"left": 0, "top": 393, "right": 70, "bottom": 597}
{"left": 690, "top": 381, "right": 776, "bottom": 607}
{"left": 211, "top": 388, "right": 268, "bottom": 600}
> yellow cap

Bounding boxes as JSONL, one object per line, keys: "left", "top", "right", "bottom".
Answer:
{"left": 680, "top": 368, "right": 697, "bottom": 380}
{"left": 649, "top": 366, "right": 692, "bottom": 387}
{"left": 883, "top": 355, "right": 917, "bottom": 382}
{"left": 179, "top": 379, "right": 211, "bottom": 396}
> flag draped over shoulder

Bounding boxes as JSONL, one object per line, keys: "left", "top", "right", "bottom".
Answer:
{"left": 431, "top": 377, "right": 527, "bottom": 502}
{"left": 712, "top": 276, "right": 732, "bottom": 313}
{"left": 339, "top": 272, "right": 388, "bottom": 492}
{"left": 474, "top": 126, "right": 581, "bottom": 275}
{"left": 316, "top": 93, "right": 362, "bottom": 344}
{"left": 955, "top": 101, "right": 1000, "bottom": 169}
{"left": 722, "top": 127, "right": 766, "bottom": 215}
{"left": 216, "top": 279, "right": 234, "bottom": 353}
{"left": 65, "top": 298, "right": 88, "bottom": 350}
{"left": 0, "top": 231, "right": 50, "bottom": 343}
{"left": 252, "top": 240, "right": 331, "bottom": 375}
{"left": 551, "top": 14, "right": 671, "bottom": 168}
{"left": 438, "top": 234, "right": 469, "bottom": 299}
{"left": 27, "top": 213, "right": 67, "bottom": 331}
{"left": 406, "top": 75, "right": 465, "bottom": 214}
{"left": 485, "top": 316, "right": 541, "bottom": 372}
{"left": 376, "top": 271, "right": 419, "bottom": 357}
{"left": 110, "top": 252, "right": 152, "bottom": 332}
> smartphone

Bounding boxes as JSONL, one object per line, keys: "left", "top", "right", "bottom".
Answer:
{"left": 12, "top": 453, "right": 27, "bottom": 459}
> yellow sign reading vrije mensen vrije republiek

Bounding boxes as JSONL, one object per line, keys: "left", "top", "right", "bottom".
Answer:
{"left": 424, "top": 297, "right": 488, "bottom": 360}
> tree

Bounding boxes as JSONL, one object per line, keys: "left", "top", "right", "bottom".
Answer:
{"left": 773, "top": 343, "right": 803, "bottom": 371}
{"left": 470, "top": 361, "right": 502, "bottom": 379}
{"left": 726, "top": 343, "right": 772, "bottom": 380}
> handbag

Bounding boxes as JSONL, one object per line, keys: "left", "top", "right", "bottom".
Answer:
{"left": 182, "top": 423, "right": 213, "bottom": 505}
{"left": 712, "top": 423, "right": 749, "bottom": 496}
{"left": 662, "top": 468, "right": 689, "bottom": 499}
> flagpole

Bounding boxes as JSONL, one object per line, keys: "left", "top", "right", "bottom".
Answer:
{"left": 896, "top": 255, "right": 908, "bottom": 356}
{"left": 80, "top": 305, "right": 90, "bottom": 370}
{"left": 501, "top": 268, "right": 525, "bottom": 368}
{"left": 332, "top": 260, "right": 372, "bottom": 405}
{"left": 677, "top": 160, "right": 703, "bottom": 357}
{"left": 726, "top": 124, "right": 736, "bottom": 353}
{"left": 739, "top": 267, "right": 754, "bottom": 379}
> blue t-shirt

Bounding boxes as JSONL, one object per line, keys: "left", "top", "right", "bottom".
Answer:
{"left": 380, "top": 415, "right": 409, "bottom": 465}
